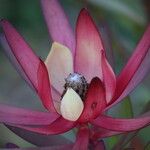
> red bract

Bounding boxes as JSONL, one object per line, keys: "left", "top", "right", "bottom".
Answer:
{"left": 0, "top": 0, "right": 150, "bottom": 149}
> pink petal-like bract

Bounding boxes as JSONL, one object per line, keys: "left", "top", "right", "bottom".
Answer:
{"left": 38, "top": 60, "right": 56, "bottom": 112}
{"left": 11, "top": 117, "right": 76, "bottom": 135}
{"left": 0, "top": 20, "right": 55, "bottom": 111}
{"left": 78, "top": 77, "right": 106, "bottom": 123}
{"left": 75, "top": 9, "right": 104, "bottom": 82}
{"left": 41, "top": 0, "right": 75, "bottom": 55}
{"left": 91, "top": 113, "right": 150, "bottom": 131}
{"left": 72, "top": 126, "right": 89, "bottom": 150}
{"left": 101, "top": 50, "right": 116, "bottom": 103}
{"left": 107, "top": 25, "right": 150, "bottom": 109}
{"left": 0, "top": 104, "right": 58, "bottom": 125}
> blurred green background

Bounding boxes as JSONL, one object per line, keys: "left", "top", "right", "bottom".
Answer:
{"left": 0, "top": 0, "right": 150, "bottom": 149}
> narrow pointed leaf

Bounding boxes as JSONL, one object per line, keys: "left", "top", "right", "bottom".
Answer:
{"left": 0, "top": 20, "right": 55, "bottom": 111}
{"left": 3, "top": 145, "right": 73, "bottom": 150}
{"left": 101, "top": 50, "right": 116, "bottom": 103}
{"left": 0, "top": 35, "right": 33, "bottom": 89}
{"left": 75, "top": 9, "right": 104, "bottom": 82}
{"left": 107, "top": 26, "right": 150, "bottom": 109}
{"left": 91, "top": 113, "right": 150, "bottom": 131}
{"left": 0, "top": 104, "right": 59, "bottom": 125}
{"left": 72, "top": 126, "right": 89, "bottom": 150}
{"left": 91, "top": 127, "right": 123, "bottom": 140}
{"left": 38, "top": 60, "right": 56, "bottom": 111}
{"left": 10, "top": 117, "right": 76, "bottom": 135}
{"left": 41, "top": 0, "right": 75, "bottom": 54}
{"left": 6, "top": 125, "right": 72, "bottom": 146}
{"left": 78, "top": 77, "right": 106, "bottom": 123}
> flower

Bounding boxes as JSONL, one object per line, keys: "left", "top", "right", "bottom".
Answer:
{"left": 0, "top": 0, "right": 150, "bottom": 149}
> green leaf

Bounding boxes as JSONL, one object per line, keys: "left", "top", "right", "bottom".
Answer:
{"left": 88, "top": 0, "right": 146, "bottom": 25}
{"left": 119, "top": 96, "right": 133, "bottom": 118}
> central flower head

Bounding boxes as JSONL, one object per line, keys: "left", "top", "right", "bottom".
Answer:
{"left": 64, "top": 73, "right": 88, "bottom": 99}
{"left": 60, "top": 73, "right": 88, "bottom": 121}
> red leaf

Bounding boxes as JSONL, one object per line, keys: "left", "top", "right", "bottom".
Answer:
{"left": 91, "top": 126, "right": 123, "bottom": 140}
{"left": 10, "top": 117, "right": 76, "bottom": 135}
{"left": 6, "top": 125, "right": 72, "bottom": 146}
{"left": 0, "top": 104, "right": 59, "bottom": 125}
{"left": 37, "top": 60, "right": 56, "bottom": 111}
{"left": 101, "top": 50, "right": 116, "bottom": 103}
{"left": 72, "top": 126, "right": 89, "bottom": 150}
{"left": 91, "top": 113, "right": 150, "bottom": 131}
{"left": 75, "top": 9, "right": 104, "bottom": 82}
{"left": 0, "top": 20, "right": 55, "bottom": 111}
{"left": 4, "top": 144, "right": 73, "bottom": 150}
{"left": 78, "top": 78, "right": 106, "bottom": 123}
{"left": 107, "top": 25, "right": 150, "bottom": 110}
